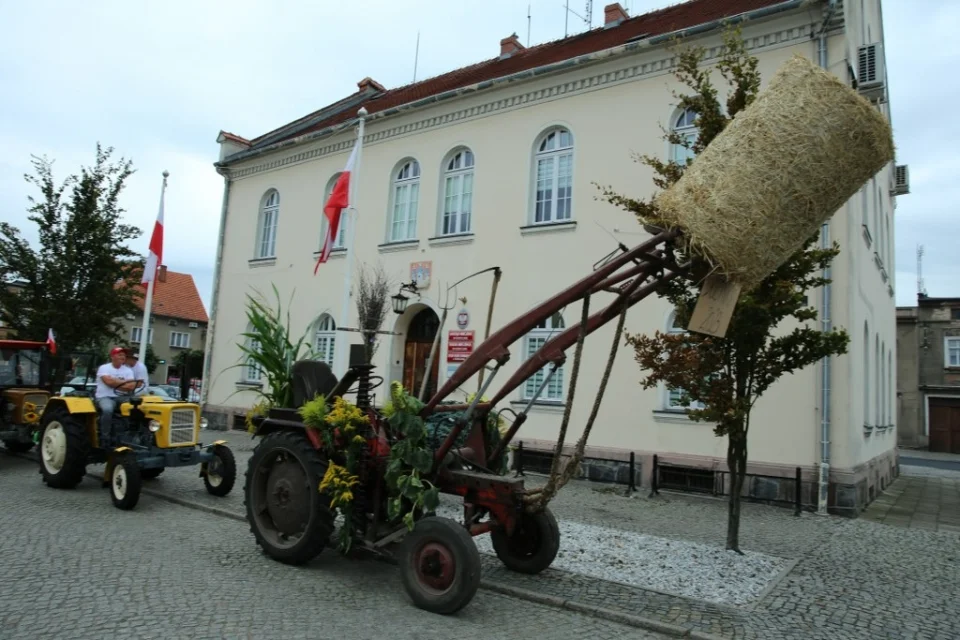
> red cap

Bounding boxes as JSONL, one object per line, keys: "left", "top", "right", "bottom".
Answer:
{"left": 110, "top": 347, "right": 125, "bottom": 356}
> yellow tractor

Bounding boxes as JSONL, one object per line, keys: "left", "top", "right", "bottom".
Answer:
{"left": 0, "top": 340, "right": 57, "bottom": 454}
{"left": 37, "top": 378, "right": 236, "bottom": 510}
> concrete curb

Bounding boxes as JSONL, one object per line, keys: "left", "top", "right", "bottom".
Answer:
{"left": 13, "top": 451, "right": 726, "bottom": 639}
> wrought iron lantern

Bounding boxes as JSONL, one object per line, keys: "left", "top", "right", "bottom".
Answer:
{"left": 391, "top": 282, "right": 419, "bottom": 315}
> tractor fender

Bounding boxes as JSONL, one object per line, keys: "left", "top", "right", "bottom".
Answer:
{"left": 207, "top": 439, "right": 227, "bottom": 448}
{"left": 255, "top": 418, "right": 322, "bottom": 450}
{"left": 43, "top": 396, "right": 97, "bottom": 416}
{"left": 103, "top": 447, "right": 134, "bottom": 483}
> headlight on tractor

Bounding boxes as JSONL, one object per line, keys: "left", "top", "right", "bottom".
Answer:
{"left": 200, "top": 417, "right": 208, "bottom": 430}
{"left": 149, "top": 420, "right": 161, "bottom": 432}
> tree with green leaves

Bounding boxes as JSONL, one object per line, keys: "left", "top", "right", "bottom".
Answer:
{"left": 0, "top": 144, "right": 143, "bottom": 355}
{"left": 173, "top": 348, "right": 204, "bottom": 378}
{"left": 601, "top": 28, "right": 850, "bottom": 552}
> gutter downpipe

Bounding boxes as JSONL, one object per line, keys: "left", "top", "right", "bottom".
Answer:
{"left": 200, "top": 168, "right": 232, "bottom": 415}
{"left": 217, "top": 0, "right": 807, "bottom": 169}
{"left": 816, "top": 0, "right": 838, "bottom": 516}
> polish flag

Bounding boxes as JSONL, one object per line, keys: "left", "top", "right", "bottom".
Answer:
{"left": 46, "top": 328, "right": 56, "bottom": 355}
{"left": 314, "top": 143, "right": 358, "bottom": 274}
{"left": 142, "top": 190, "right": 165, "bottom": 285}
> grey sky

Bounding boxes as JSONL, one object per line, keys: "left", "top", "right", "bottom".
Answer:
{"left": 0, "top": 1, "right": 954, "bottom": 313}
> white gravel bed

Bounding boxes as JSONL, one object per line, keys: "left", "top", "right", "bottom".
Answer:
{"left": 434, "top": 503, "right": 792, "bottom": 607}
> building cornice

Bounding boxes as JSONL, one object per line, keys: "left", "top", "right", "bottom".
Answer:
{"left": 221, "top": 7, "right": 831, "bottom": 180}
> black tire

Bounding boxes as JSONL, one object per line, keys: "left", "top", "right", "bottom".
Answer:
{"left": 3, "top": 439, "right": 35, "bottom": 454}
{"left": 109, "top": 452, "right": 142, "bottom": 510}
{"left": 38, "top": 407, "right": 89, "bottom": 489}
{"left": 490, "top": 507, "right": 560, "bottom": 575}
{"left": 399, "top": 516, "right": 481, "bottom": 615}
{"left": 204, "top": 444, "right": 236, "bottom": 497}
{"left": 141, "top": 468, "right": 164, "bottom": 480}
{"left": 243, "top": 431, "right": 336, "bottom": 565}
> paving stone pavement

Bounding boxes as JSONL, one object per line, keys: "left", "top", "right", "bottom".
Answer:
{"left": 0, "top": 453, "right": 671, "bottom": 640}
{"left": 12, "top": 429, "right": 960, "bottom": 639}
{"left": 861, "top": 476, "right": 960, "bottom": 532}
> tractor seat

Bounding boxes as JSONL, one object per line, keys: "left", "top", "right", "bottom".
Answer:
{"left": 291, "top": 360, "right": 339, "bottom": 409}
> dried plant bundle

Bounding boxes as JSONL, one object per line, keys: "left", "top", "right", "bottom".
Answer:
{"left": 655, "top": 54, "right": 895, "bottom": 289}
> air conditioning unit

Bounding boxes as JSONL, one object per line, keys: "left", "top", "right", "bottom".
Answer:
{"left": 857, "top": 43, "right": 886, "bottom": 101}
{"left": 892, "top": 165, "right": 910, "bottom": 196}
{"left": 189, "top": 322, "right": 198, "bottom": 329}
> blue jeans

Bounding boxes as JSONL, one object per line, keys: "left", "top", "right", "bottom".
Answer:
{"left": 97, "top": 397, "right": 116, "bottom": 443}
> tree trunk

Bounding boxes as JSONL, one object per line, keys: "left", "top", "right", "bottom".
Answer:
{"left": 726, "top": 428, "right": 748, "bottom": 554}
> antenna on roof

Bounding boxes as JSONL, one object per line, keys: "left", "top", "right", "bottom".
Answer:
{"left": 917, "top": 244, "right": 927, "bottom": 297}
{"left": 413, "top": 31, "right": 420, "bottom": 82}
{"left": 527, "top": 4, "right": 532, "bottom": 46}
{"left": 563, "top": 1, "right": 591, "bottom": 36}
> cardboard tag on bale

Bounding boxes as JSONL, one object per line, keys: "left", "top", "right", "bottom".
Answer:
{"left": 688, "top": 275, "right": 742, "bottom": 338}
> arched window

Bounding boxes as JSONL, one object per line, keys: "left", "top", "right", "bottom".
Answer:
{"left": 880, "top": 343, "right": 886, "bottom": 427}
{"left": 314, "top": 314, "right": 336, "bottom": 366}
{"left": 885, "top": 214, "right": 891, "bottom": 267}
{"left": 875, "top": 335, "right": 881, "bottom": 427}
{"left": 243, "top": 323, "right": 262, "bottom": 383}
{"left": 671, "top": 107, "right": 698, "bottom": 165}
{"left": 863, "top": 323, "right": 870, "bottom": 426}
{"left": 321, "top": 174, "right": 347, "bottom": 250}
{"left": 522, "top": 311, "right": 565, "bottom": 401}
{"left": 440, "top": 149, "right": 475, "bottom": 236}
{"left": 888, "top": 350, "right": 893, "bottom": 428}
{"left": 665, "top": 311, "right": 703, "bottom": 411}
{"left": 533, "top": 127, "right": 574, "bottom": 224}
{"left": 389, "top": 159, "right": 420, "bottom": 242}
{"left": 256, "top": 190, "right": 280, "bottom": 258}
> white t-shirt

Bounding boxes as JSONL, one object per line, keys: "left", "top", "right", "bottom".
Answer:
{"left": 95, "top": 363, "right": 135, "bottom": 398}
{"left": 130, "top": 361, "right": 149, "bottom": 393}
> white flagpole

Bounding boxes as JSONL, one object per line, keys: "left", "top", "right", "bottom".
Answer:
{"left": 334, "top": 107, "right": 367, "bottom": 377}
{"left": 138, "top": 171, "right": 168, "bottom": 363}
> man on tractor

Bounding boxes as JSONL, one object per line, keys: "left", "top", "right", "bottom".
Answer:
{"left": 95, "top": 347, "right": 138, "bottom": 440}
{"left": 124, "top": 347, "right": 149, "bottom": 395}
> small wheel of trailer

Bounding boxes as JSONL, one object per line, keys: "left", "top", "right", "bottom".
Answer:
{"left": 243, "top": 431, "right": 336, "bottom": 565}
{"left": 203, "top": 444, "right": 236, "bottom": 497}
{"left": 490, "top": 506, "right": 560, "bottom": 575}
{"left": 399, "top": 516, "right": 481, "bottom": 615}
{"left": 109, "top": 453, "right": 142, "bottom": 510}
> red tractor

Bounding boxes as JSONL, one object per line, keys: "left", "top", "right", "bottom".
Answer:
{"left": 244, "top": 230, "right": 687, "bottom": 614}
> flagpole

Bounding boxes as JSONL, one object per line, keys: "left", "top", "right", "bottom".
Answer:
{"left": 138, "top": 171, "right": 168, "bottom": 363}
{"left": 335, "top": 107, "right": 367, "bottom": 377}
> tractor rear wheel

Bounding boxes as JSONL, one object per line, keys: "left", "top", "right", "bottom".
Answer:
{"left": 243, "top": 431, "right": 335, "bottom": 565}
{"left": 38, "top": 408, "right": 89, "bottom": 489}
{"left": 204, "top": 443, "right": 236, "bottom": 497}
{"left": 399, "top": 516, "right": 481, "bottom": 615}
{"left": 490, "top": 506, "right": 560, "bottom": 575}
{"left": 110, "top": 453, "right": 142, "bottom": 510}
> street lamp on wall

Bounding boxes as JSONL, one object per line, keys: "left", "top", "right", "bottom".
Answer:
{"left": 391, "top": 281, "right": 419, "bottom": 315}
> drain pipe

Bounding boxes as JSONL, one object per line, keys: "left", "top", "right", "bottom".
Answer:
{"left": 816, "top": 0, "right": 838, "bottom": 516}
{"left": 200, "top": 168, "right": 232, "bottom": 411}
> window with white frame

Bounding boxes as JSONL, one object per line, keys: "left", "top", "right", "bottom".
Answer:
{"left": 389, "top": 160, "right": 420, "bottom": 242}
{"left": 522, "top": 311, "right": 565, "bottom": 402}
{"left": 321, "top": 173, "right": 348, "bottom": 250}
{"left": 946, "top": 337, "right": 960, "bottom": 368}
{"left": 875, "top": 336, "right": 881, "bottom": 425}
{"left": 872, "top": 183, "right": 879, "bottom": 254}
{"left": 441, "top": 149, "right": 474, "bottom": 235}
{"left": 533, "top": 127, "right": 573, "bottom": 224}
{"left": 131, "top": 327, "right": 153, "bottom": 344}
{"left": 243, "top": 325, "right": 262, "bottom": 383}
{"left": 169, "top": 331, "right": 190, "bottom": 349}
{"left": 257, "top": 190, "right": 279, "bottom": 258}
{"left": 665, "top": 311, "right": 704, "bottom": 411}
{"left": 880, "top": 343, "right": 886, "bottom": 426}
{"left": 315, "top": 314, "right": 336, "bottom": 366}
{"left": 884, "top": 215, "right": 891, "bottom": 266}
{"left": 863, "top": 323, "right": 870, "bottom": 425}
{"left": 888, "top": 351, "right": 893, "bottom": 426}
{"left": 671, "top": 107, "right": 698, "bottom": 165}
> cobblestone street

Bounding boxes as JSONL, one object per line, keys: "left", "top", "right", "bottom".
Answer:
{"left": 6, "top": 430, "right": 960, "bottom": 640}
{"left": 0, "top": 452, "right": 669, "bottom": 640}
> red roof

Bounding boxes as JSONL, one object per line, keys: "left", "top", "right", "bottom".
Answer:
{"left": 233, "top": 0, "right": 787, "bottom": 152}
{"left": 132, "top": 268, "right": 209, "bottom": 324}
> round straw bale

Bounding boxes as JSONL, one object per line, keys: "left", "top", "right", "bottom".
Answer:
{"left": 654, "top": 54, "right": 895, "bottom": 289}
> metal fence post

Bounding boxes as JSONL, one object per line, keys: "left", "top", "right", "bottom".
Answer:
{"left": 649, "top": 454, "right": 659, "bottom": 497}
{"left": 795, "top": 466, "right": 802, "bottom": 516}
{"left": 514, "top": 441, "right": 525, "bottom": 477}
{"left": 628, "top": 451, "right": 636, "bottom": 494}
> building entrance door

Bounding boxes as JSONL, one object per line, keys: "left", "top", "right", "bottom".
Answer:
{"left": 929, "top": 397, "right": 960, "bottom": 453}
{"left": 402, "top": 307, "right": 440, "bottom": 400}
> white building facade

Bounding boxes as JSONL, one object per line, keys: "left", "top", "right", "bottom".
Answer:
{"left": 202, "top": 0, "right": 906, "bottom": 516}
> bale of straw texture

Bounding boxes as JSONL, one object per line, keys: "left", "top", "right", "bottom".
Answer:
{"left": 654, "top": 54, "right": 895, "bottom": 289}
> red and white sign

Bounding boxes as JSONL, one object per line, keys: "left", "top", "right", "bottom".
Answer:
{"left": 447, "top": 330, "right": 474, "bottom": 363}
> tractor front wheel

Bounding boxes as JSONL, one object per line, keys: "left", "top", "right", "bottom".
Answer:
{"left": 204, "top": 444, "right": 236, "bottom": 497}
{"left": 110, "top": 453, "right": 142, "bottom": 510}
{"left": 38, "top": 408, "right": 89, "bottom": 489}
{"left": 243, "top": 431, "right": 336, "bottom": 565}
{"left": 399, "top": 516, "right": 481, "bottom": 615}
{"left": 490, "top": 506, "right": 560, "bottom": 575}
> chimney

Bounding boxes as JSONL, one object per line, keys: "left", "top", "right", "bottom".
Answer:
{"left": 159, "top": 265, "right": 167, "bottom": 283}
{"left": 500, "top": 33, "right": 524, "bottom": 59}
{"left": 604, "top": 3, "right": 629, "bottom": 28}
{"left": 357, "top": 77, "right": 385, "bottom": 93}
